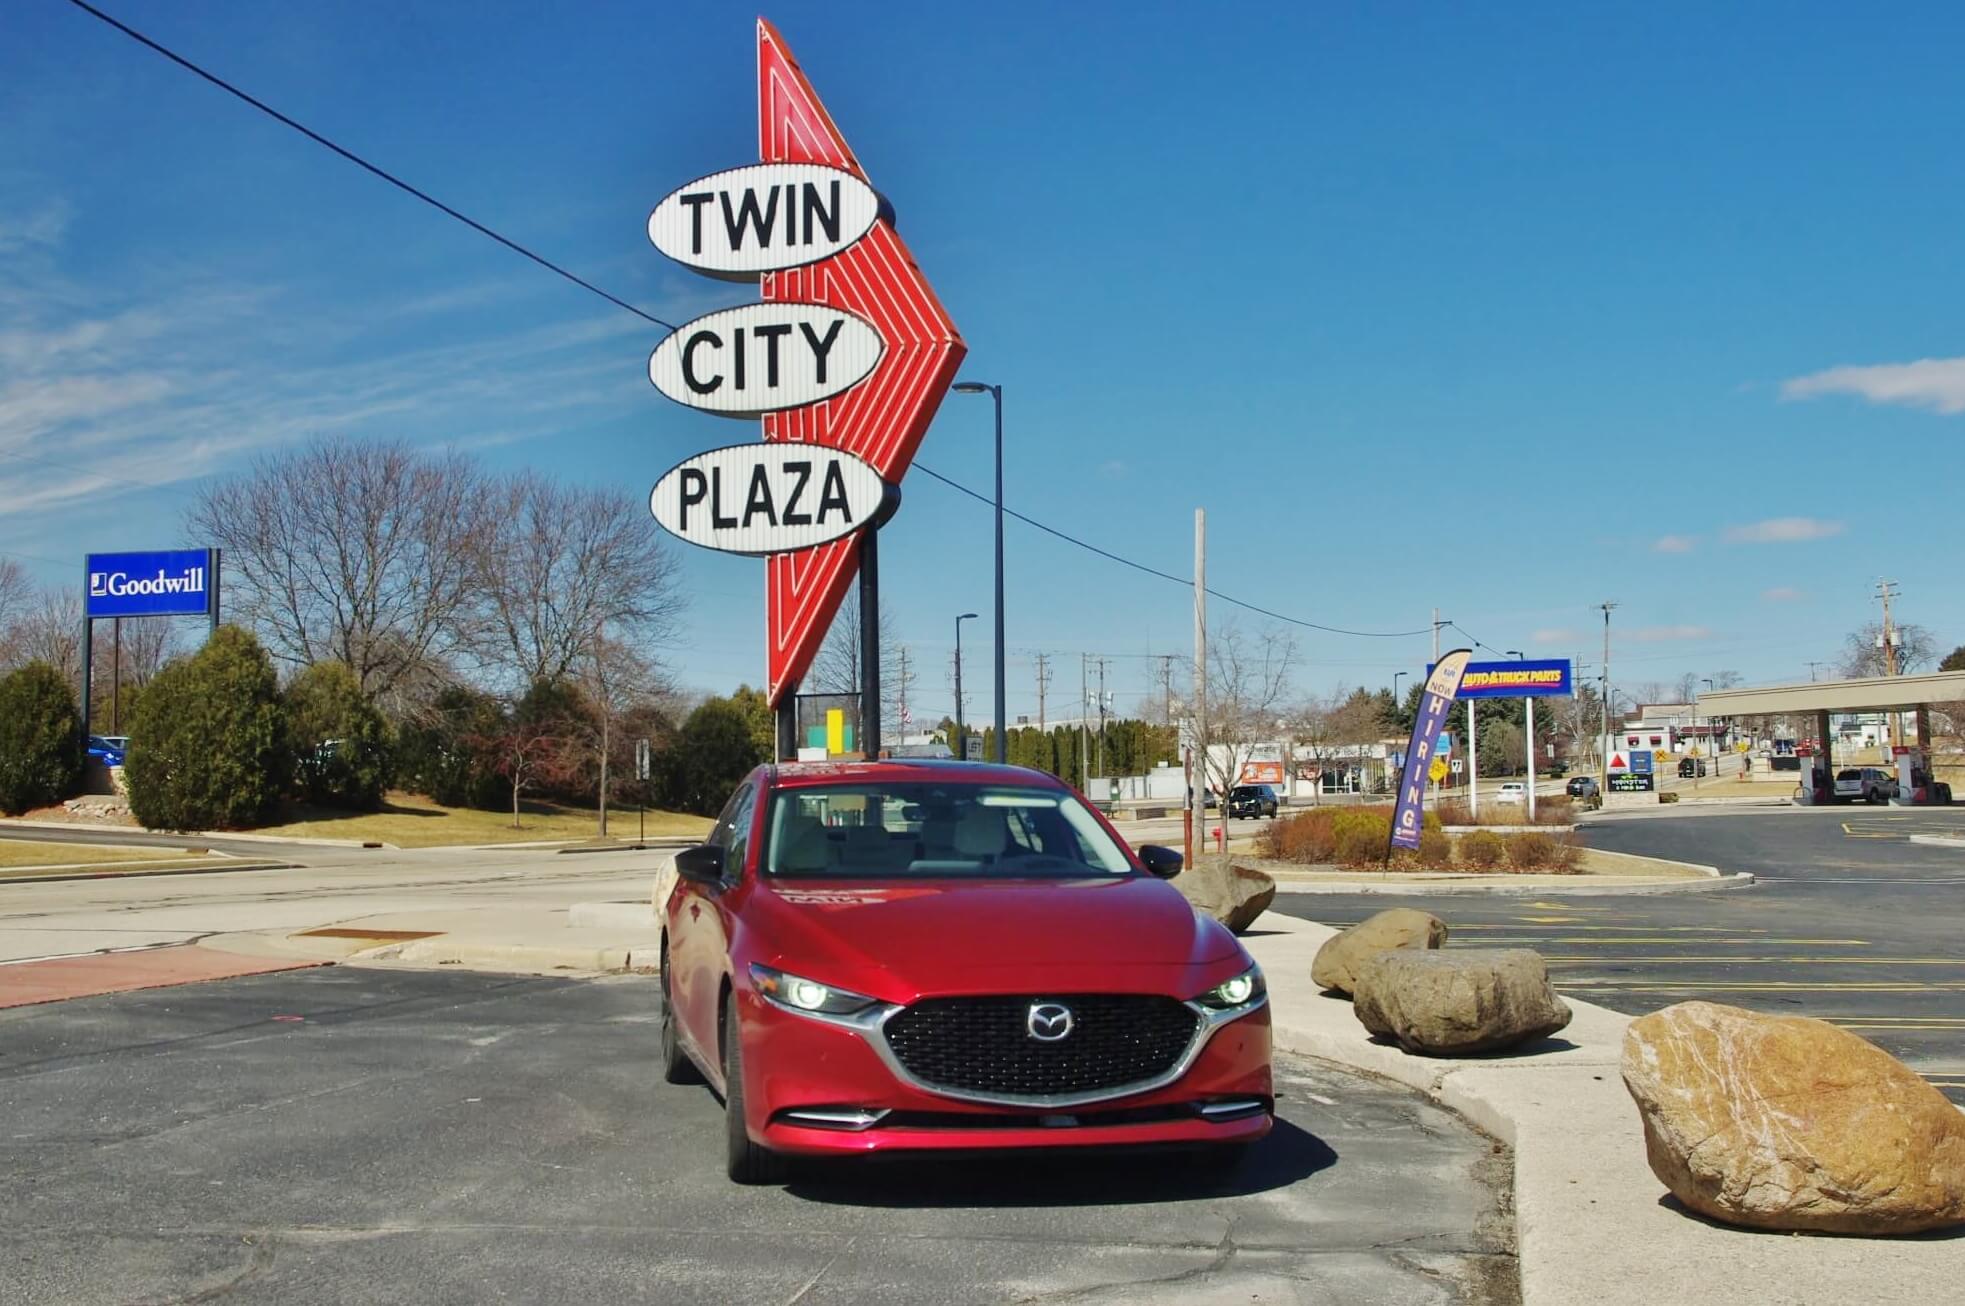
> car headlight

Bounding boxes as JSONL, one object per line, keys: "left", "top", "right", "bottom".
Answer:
{"left": 1195, "top": 964, "right": 1266, "bottom": 1011}
{"left": 749, "top": 963, "right": 879, "bottom": 1017}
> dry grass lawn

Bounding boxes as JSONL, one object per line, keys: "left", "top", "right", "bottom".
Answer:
{"left": 0, "top": 840, "right": 216, "bottom": 872}
{"left": 246, "top": 792, "right": 713, "bottom": 848}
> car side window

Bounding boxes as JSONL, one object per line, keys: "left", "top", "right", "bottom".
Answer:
{"left": 722, "top": 784, "right": 757, "bottom": 879}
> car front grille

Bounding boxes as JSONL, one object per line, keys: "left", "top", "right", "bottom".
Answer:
{"left": 881, "top": 994, "right": 1200, "bottom": 1100}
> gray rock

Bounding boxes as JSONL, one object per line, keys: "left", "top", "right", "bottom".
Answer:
{"left": 1352, "top": 948, "right": 1571, "bottom": 1056}
{"left": 1175, "top": 860, "right": 1275, "bottom": 934}
{"left": 1311, "top": 908, "right": 1448, "bottom": 996}
{"left": 1623, "top": 1001, "right": 1965, "bottom": 1234}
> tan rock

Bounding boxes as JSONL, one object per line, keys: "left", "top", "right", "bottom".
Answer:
{"left": 1175, "top": 861, "right": 1275, "bottom": 934}
{"left": 1622, "top": 1001, "right": 1965, "bottom": 1234}
{"left": 1351, "top": 948, "right": 1571, "bottom": 1055}
{"left": 1311, "top": 908, "right": 1448, "bottom": 996}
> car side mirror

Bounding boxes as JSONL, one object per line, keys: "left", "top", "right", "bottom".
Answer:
{"left": 675, "top": 844, "right": 726, "bottom": 885}
{"left": 1138, "top": 845, "right": 1182, "bottom": 879}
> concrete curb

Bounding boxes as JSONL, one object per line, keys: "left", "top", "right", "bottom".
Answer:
{"left": 1909, "top": 834, "right": 1965, "bottom": 850}
{"left": 1270, "top": 871, "right": 1756, "bottom": 896}
{"left": 0, "top": 859, "right": 294, "bottom": 886}
{"left": 1247, "top": 912, "right": 1965, "bottom": 1303}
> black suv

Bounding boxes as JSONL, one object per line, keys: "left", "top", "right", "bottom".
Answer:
{"left": 1677, "top": 758, "right": 1707, "bottom": 778}
{"left": 1227, "top": 784, "right": 1280, "bottom": 819}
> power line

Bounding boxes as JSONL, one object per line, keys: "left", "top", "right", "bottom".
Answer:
{"left": 61, "top": 0, "right": 678, "bottom": 333}
{"left": 60, "top": 0, "right": 1452, "bottom": 646}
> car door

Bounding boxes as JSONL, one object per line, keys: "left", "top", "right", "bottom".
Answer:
{"left": 672, "top": 781, "right": 749, "bottom": 1067}
{"left": 675, "top": 780, "right": 755, "bottom": 1066}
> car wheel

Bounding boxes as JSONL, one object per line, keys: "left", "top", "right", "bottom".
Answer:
{"left": 658, "top": 941, "right": 700, "bottom": 1085}
{"left": 724, "top": 998, "right": 788, "bottom": 1185}
{"left": 1867, "top": 789, "right": 1885, "bottom": 805}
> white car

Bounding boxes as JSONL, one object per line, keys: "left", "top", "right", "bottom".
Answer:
{"left": 1496, "top": 782, "right": 1527, "bottom": 805}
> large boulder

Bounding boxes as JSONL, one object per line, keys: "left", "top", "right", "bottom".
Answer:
{"left": 1622, "top": 1001, "right": 1965, "bottom": 1234}
{"left": 1175, "top": 860, "right": 1275, "bottom": 934}
{"left": 1311, "top": 908, "right": 1448, "bottom": 996}
{"left": 1352, "top": 948, "right": 1572, "bottom": 1056}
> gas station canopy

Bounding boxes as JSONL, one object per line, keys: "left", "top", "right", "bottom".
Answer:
{"left": 1695, "top": 670, "right": 1965, "bottom": 717}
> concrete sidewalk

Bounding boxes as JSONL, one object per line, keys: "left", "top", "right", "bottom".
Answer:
{"left": 1244, "top": 913, "right": 1965, "bottom": 1305}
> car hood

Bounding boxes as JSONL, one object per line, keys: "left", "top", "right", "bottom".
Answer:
{"left": 741, "top": 874, "right": 1242, "bottom": 996}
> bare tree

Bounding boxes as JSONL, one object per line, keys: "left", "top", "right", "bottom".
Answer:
{"left": 474, "top": 471, "right": 684, "bottom": 690}
{"left": 806, "top": 588, "right": 903, "bottom": 742}
{"left": 188, "top": 437, "right": 489, "bottom": 700}
{"left": 1197, "top": 622, "right": 1297, "bottom": 806}
{"left": 1289, "top": 686, "right": 1382, "bottom": 803}
{"left": 1840, "top": 622, "right": 1937, "bottom": 678}
{"left": 6, "top": 589, "right": 81, "bottom": 686}
{"left": 0, "top": 558, "right": 30, "bottom": 655}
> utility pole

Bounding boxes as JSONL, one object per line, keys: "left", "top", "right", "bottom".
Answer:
{"left": 1079, "top": 653, "right": 1090, "bottom": 790}
{"left": 1095, "top": 656, "right": 1109, "bottom": 780}
{"left": 594, "top": 618, "right": 608, "bottom": 839}
{"left": 1193, "top": 510, "right": 1208, "bottom": 861}
{"left": 1599, "top": 602, "right": 1618, "bottom": 785}
{"left": 1034, "top": 652, "right": 1050, "bottom": 730}
{"left": 1160, "top": 654, "right": 1175, "bottom": 727}
{"left": 1432, "top": 606, "right": 1441, "bottom": 667}
{"left": 1877, "top": 578, "right": 1901, "bottom": 748}
{"left": 897, "top": 645, "right": 911, "bottom": 740}
{"left": 1806, "top": 660, "right": 1825, "bottom": 683}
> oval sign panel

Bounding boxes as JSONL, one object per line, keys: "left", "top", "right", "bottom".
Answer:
{"left": 649, "top": 303, "right": 884, "bottom": 419}
{"left": 650, "top": 443, "right": 891, "bottom": 555}
{"left": 648, "top": 163, "right": 881, "bottom": 281}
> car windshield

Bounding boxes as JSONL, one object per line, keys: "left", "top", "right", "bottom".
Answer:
{"left": 1231, "top": 787, "right": 1260, "bottom": 798}
{"left": 763, "top": 782, "right": 1135, "bottom": 879}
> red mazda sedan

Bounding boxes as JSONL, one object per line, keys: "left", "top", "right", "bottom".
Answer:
{"left": 658, "top": 760, "right": 1273, "bottom": 1183}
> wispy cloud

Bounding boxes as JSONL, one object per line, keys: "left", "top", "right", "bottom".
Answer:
{"left": 0, "top": 200, "right": 69, "bottom": 254}
{"left": 1762, "top": 586, "right": 1805, "bottom": 602}
{"left": 1652, "top": 534, "right": 1695, "bottom": 554}
{"left": 1783, "top": 356, "right": 1965, "bottom": 415}
{"left": 1532, "top": 628, "right": 1578, "bottom": 646}
{"left": 0, "top": 207, "right": 657, "bottom": 524}
{"left": 1724, "top": 516, "right": 1845, "bottom": 544}
{"left": 1631, "top": 625, "right": 1711, "bottom": 642}
{"left": 1097, "top": 459, "right": 1127, "bottom": 480}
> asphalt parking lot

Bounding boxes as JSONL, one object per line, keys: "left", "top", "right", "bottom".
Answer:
{"left": 1, "top": 966, "right": 1516, "bottom": 1305}
{"left": 1277, "top": 805, "right": 1965, "bottom": 1101}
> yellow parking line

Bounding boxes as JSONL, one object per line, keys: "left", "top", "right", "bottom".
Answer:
{"left": 1449, "top": 924, "right": 1772, "bottom": 934}
{"left": 1475, "top": 937, "right": 1871, "bottom": 947}
{"left": 1542, "top": 956, "right": 1965, "bottom": 965}
{"left": 1559, "top": 981, "right": 1965, "bottom": 992}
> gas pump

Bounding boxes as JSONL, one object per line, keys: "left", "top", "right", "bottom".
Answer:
{"left": 1891, "top": 746, "right": 1954, "bottom": 806}
{"left": 1794, "top": 748, "right": 1834, "bottom": 805}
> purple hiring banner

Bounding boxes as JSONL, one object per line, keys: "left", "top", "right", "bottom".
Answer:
{"left": 1389, "top": 649, "right": 1472, "bottom": 851}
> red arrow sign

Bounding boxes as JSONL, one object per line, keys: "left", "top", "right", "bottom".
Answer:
{"left": 757, "top": 18, "right": 966, "bottom": 706}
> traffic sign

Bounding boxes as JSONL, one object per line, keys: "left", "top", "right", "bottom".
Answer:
{"left": 650, "top": 443, "right": 894, "bottom": 555}
{"left": 1450, "top": 759, "right": 1464, "bottom": 774}
{"left": 757, "top": 19, "right": 966, "bottom": 704}
{"left": 634, "top": 738, "right": 652, "bottom": 782}
{"left": 648, "top": 162, "right": 882, "bottom": 280}
{"left": 1428, "top": 756, "right": 1449, "bottom": 783}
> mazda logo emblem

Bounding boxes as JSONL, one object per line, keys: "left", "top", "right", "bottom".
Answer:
{"left": 1026, "top": 1002, "right": 1074, "bottom": 1042}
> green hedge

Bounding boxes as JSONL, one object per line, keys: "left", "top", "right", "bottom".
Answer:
{"left": 126, "top": 627, "right": 291, "bottom": 831}
{"left": 0, "top": 662, "right": 84, "bottom": 815}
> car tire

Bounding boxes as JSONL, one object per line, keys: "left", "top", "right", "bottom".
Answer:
{"left": 724, "top": 998, "right": 788, "bottom": 1186}
{"left": 658, "top": 942, "right": 700, "bottom": 1086}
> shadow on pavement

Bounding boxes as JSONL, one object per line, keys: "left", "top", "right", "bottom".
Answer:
{"left": 1657, "top": 1193, "right": 1965, "bottom": 1241}
{"left": 784, "top": 1116, "right": 1335, "bottom": 1207}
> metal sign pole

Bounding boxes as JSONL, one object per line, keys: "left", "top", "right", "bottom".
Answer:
{"left": 859, "top": 527, "right": 881, "bottom": 759}
{"left": 776, "top": 680, "right": 799, "bottom": 762}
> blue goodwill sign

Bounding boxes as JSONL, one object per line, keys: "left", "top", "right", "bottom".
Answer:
{"left": 86, "top": 549, "right": 217, "bottom": 618}
{"left": 1391, "top": 649, "right": 1472, "bottom": 851}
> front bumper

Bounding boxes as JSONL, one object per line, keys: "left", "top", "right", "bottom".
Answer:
{"left": 739, "top": 988, "right": 1273, "bottom": 1156}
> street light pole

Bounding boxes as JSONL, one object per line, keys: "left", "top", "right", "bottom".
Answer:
{"left": 1701, "top": 678, "right": 1718, "bottom": 786}
{"left": 953, "top": 381, "right": 1007, "bottom": 763}
{"left": 954, "top": 612, "right": 978, "bottom": 758}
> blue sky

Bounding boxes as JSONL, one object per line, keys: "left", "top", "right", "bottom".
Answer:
{"left": 4, "top": 1, "right": 1960, "bottom": 722}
